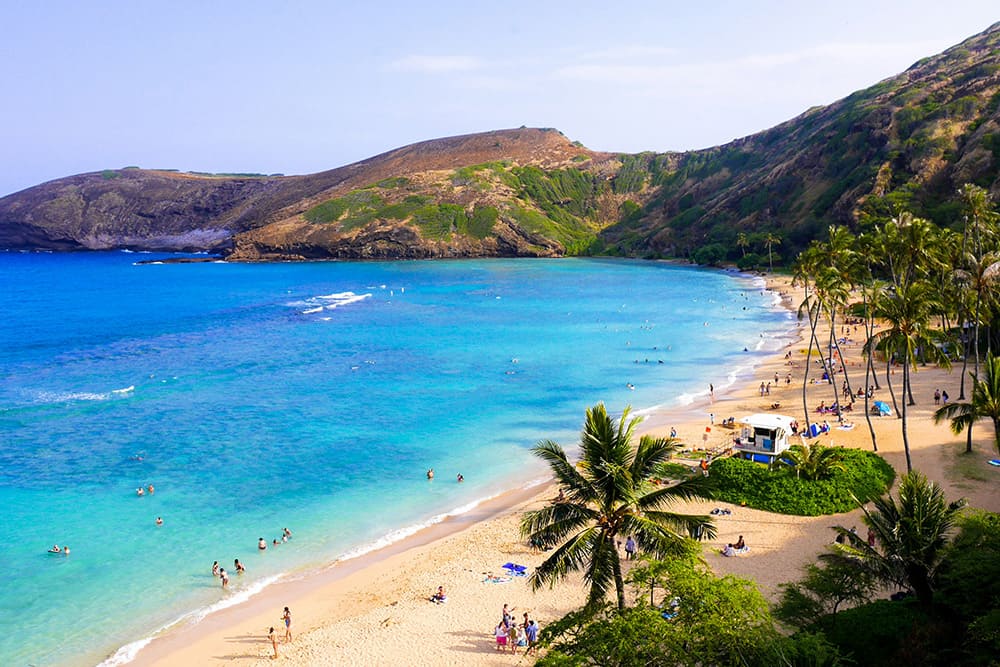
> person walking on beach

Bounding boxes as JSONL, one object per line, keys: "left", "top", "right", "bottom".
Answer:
{"left": 625, "top": 535, "right": 637, "bottom": 559}
{"left": 268, "top": 627, "right": 279, "bottom": 659}
{"left": 524, "top": 619, "right": 539, "bottom": 655}
{"left": 934, "top": 389, "right": 941, "bottom": 405}
{"left": 282, "top": 606, "right": 292, "bottom": 642}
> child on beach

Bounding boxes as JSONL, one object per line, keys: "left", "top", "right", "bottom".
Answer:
{"left": 268, "top": 627, "right": 278, "bottom": 659}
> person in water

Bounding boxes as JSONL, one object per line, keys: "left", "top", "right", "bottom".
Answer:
{"left": 49, "top": 544, "right": 61, "bottom": 553}
{"left": 457, "top": 473, "right": 464, "bottom": 483}
{"left": 155, "top": 517, "right": 163, "bottom": 526}
{"left": 147, "top": 484, "right": 155, "bottom": 495}
{"left": 212, "top": 561, "right": 220, "bottom": 577}
{"left": 426, "top": 468, "right": 434, "bottom": 480}
{"left": 282, "top": 527, "right": 292, "bottom": 539}
{"left": 259, "top": 537, "right": 267, "bottom": 551}
{"left": 235, "top": 558, "right": 246, "bottom": 573}
{"left": 62, "top": 546, "right": 70, "bottom": 555}
{"left": 136, "top": 487, "right": 144, "bottom": 496}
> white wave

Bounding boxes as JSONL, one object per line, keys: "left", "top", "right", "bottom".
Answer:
{"left": 335, "top": 484, "right": 541, "bottom": 563}
{"left": 97, "top": 573, "right": 284, "bottom": 666}
{"left": 295, "top": 291, "right": 372, "bottom": 315}
{"left": 97, "top": 636, "right": 153, "bottom": 666}
{"left": 112, "top": 385, "right": 135, "bottom": 395}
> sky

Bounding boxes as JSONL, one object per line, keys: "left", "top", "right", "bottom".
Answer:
{"left": 1, "top": 1, "right": 998, "bottom": 197}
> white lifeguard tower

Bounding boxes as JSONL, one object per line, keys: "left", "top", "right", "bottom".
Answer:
{"left": 734, "top": 414, "right": 795, "bottom": 464}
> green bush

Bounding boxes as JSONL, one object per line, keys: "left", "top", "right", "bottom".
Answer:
{"left": 708, "top": 449, "right": 894, "bottom": 516}
{"left": 467, "top": 205, "right": 498, "bottom": 239}
{"left": 812, "top": 599, "right": 934, "bottom": 666}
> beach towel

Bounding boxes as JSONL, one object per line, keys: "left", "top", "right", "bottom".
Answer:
{"left": 988, "top": 459, "right": 1000, "bottom": 467}
{"left": 483, "top": 575, "right": 512, "bottom": 584}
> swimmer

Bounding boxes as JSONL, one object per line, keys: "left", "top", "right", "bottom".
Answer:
{"left": 282, "top": 527, "right": 292, "bottom": 539}
{"left": 62, "top": 546, "right": 70, "bottom": 555}
{"left": 426, "top": 468, "right": 434, "bottom": 480}
{"left": 220, "top": 568, "right": 229, "bottom": 588}
{"left": 155, "top": 516, "right": 163, "bottom": 526}
{"left": 235, "top": 558, "right": 246, "bottom": 574}
{"left": 212, "top": 561, "right": 220, "bottom": 577}
{"left": 49, "top": 544, "right": 61, "bottom": 553}
{"left": 457, "top": 473, "right": 464, "bottom": 483}
{"left": 136, "top": 487, "right": 144, "bottom": 497}
{"left": 147, "top": 484, "right": 155, "bottom": 495}
{"left": 259, "top": 537, "right": 267, "bottom": 551}
{"left": 627, "top": 383, "right": 635, "bottom": 390}
{"left": 273, "top": 539, "right": 280, "bottom": 546}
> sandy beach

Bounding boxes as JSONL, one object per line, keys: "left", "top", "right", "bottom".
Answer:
{"left": 130, "top": 273, "right": 1000, "bottom": 666}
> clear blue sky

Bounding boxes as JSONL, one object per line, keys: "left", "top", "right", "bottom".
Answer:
{"left": 1, "top": 1, "right": 997, "bottom": 196}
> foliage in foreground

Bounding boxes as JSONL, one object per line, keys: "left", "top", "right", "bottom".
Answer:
{"left": 709, "top": 448, "right": 895, "bottom": 515}
{"left": 521, "top": 404, "right": 714, "bottom": 611}
{"left": 776, "top": 509, "right": 1000, "bottom": 666}
{"left": 536, "top": 555, "right": 843, "bottom": 666}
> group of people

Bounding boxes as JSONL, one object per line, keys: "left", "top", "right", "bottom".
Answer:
{"left": 136, "top": 483, "right": 154, "bottom": 496}
{"left": 494, "top": 604, "right": 539, "bottom": 655}
{"left": 721, "top": 535, "right": 748, "bottom": 557}
{"left": 258, "top": 528, "right": 293, "bottom": 550}
{"left": 426, "top": 468, "right": 465, "bottom": 483}
{"left": 47, "top": 544, "right": 70, "bottom": 555}
{"left": 267, "top": 607, "right": 293, "bottom": 658}
{"left": 933, "top": 388, "right": 950, "bottom": 405}
{"left": 211, "top": 558, "right": 247, "bottom": 588}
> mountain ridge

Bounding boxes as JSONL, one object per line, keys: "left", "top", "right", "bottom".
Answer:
{"left": 2, "top": 22, "right": 999, "bottom": 261}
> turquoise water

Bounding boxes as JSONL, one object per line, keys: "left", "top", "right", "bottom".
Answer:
{"left": 0, "top": 253, "right": 791, "bottom": 665}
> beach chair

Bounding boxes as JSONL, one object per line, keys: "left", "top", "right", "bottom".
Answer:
{"left": 501, "top": 562, "right": 529, "bottom": 576}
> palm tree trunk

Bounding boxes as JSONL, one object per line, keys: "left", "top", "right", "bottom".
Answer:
{"left": 993, "top": 416, "right": 1000, "bottom": 457}
{"left": 901, "top": 361, "right": 913, "bottom": 473}
{"left": 863, "top": 343, "right": 877, "bottom": 452}
{"left": 886, "top": 357, "right": 900, "bottom": 419}
{"left": 966, "top": 421, "right": 974, "bottom": 454}
{"left": 612, "top": 538, "right": 626, "bottom": 611}
{"left": 959, "top": 316, "right": 970, "bottom": 400}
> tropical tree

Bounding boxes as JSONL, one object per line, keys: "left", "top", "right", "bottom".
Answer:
{"left": 521, "top": 403, "right": 715, "bottom": 611}
{"left": 764, "top": 233, "right": 781, "bottom": 273}
{"left": 868, "top": 280, "right": 951, "bottom": 472}
{"left": 780, "top": 442, "right": 844, "bottom": 481}
{"left": 934, "top": 352, "right": 1000, "bottom": 455}
{"left": 737, "top": 232, "right": 749, "bottom": 257}
{"left": 823, "top": 470, "right": 965, "bottom": 607}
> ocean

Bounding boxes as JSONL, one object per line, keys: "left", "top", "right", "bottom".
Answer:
{"left": 0, "top": 252, "right": 793, "bottom": 665}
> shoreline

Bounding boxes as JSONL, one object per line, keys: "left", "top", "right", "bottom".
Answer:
{"left": 122, "top": 270, "right": 802, "bottom": 666}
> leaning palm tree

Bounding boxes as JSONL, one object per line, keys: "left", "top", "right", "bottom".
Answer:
{"left": 824, "top": 470, "right": 965, "bottom": 607}
{"left": 764, "top": 233, "right": 781, "bottom": 273}
{"left": 935, "top": 352, "right": 1000, "bottom": 455}
{"left": 521, "top": 403, "right": 715, "bottom": 612}
{"left": 780, "top": 442, "right": 844, "bottom": 480}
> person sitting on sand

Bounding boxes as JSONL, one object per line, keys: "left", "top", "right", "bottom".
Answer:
{"left": 732, "top": 535, "right": 746, "bottom": 550}
{"left": 430, "top": 585, "right": 447, "bottom": 604}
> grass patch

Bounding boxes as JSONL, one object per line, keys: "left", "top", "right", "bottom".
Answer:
{"left": 947, "top": 447, "right": 991, "bottom": 486}
{"left": 708, "top": 448, "right": 895, "bottom": 515}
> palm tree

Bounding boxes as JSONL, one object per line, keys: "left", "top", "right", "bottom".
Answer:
{"left": 764, "top": 233, "right": 781, "bottom": 273}
{"left": 780, "top": 442, "right": 844, "bottom": 480}
{"left": 736, "top": 232, "right": 749, "bottom": 257}
{"left": 868, "top": 280, "right": 951, "bottom": 472}
{"left": 935, "top": 352, "right": 1000, "bottom": 455}
{"left": 521, "top": 403, "right": 715, "bottom": 611}
{"left": 824, "top": 471, "right": 965, "bottom": 607}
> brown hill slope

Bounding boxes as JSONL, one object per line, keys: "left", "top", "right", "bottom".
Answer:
{"left": 0, "top": 128, "right": 608, "bottom": 255}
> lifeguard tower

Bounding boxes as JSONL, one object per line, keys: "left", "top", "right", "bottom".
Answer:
{"left": 734, "top": 414, "right": 795, "bottom": 465}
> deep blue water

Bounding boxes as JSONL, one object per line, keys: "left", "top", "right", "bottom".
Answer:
{"left": 0, "top": 252, "right": 791, "bottom": 665}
